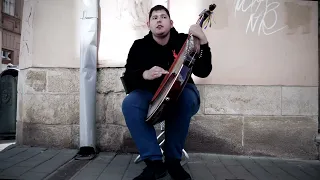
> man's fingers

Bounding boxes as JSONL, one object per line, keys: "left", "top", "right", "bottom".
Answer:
{"left": 152, "top": 71, "right": 167, "bottom": 77}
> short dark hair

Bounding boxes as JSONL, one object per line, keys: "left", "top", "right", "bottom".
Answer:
{"left": 148, "top": 5, "right": 170, "bottom": 20}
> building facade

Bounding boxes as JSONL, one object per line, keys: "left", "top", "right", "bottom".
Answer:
{"left": 0, "top": 0, "right": 23, "bottom": 72}
{"left": 14, "top": 0, "right": 319, "bottom": 160}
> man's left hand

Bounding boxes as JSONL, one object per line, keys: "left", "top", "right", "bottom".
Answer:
{"left": 189, "top": 24, "right": 208, "bottom": 45}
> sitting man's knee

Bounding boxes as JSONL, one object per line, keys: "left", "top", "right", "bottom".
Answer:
{"left": 122, "top": 89, "right": 153, "bottom": 113}
{"left": 178, "top": 84, "right": 201, "bottom": 114}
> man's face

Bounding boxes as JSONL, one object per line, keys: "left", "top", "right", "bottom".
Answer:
{"left": 148, "top": 10, "right": 173, "bottom": 37}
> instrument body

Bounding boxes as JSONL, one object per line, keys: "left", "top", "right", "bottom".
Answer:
{"left": 146, "top": 4, "right": 216, "bottom": 125}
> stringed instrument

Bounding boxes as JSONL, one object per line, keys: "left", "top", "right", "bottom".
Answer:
{"left": 145, "top": 4, "right": 216, "bottom": 125}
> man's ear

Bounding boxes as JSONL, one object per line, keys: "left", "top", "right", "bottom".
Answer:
{"left": 147, "top": 20, "right": 150, "bottom": 29}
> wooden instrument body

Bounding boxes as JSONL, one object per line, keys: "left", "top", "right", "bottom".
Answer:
{"left": 146, "top": 35, "right": 197, "bottom": 125}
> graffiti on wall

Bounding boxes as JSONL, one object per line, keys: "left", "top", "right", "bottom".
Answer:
{"left": 234, "top": 0, "right": 287, "bottom": 36}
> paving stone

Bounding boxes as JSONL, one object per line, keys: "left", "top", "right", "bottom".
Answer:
{"left": 271, "top": 160, "right": 318, "bottom": 180}
{"left": 2, "top": 147, "right": 46, "bottom": 163}
{"left": 225, "top": 165, "right": 258, "bottom": 180}
{"left": 121, "top": 162, "right": 145, "bottom": 180}
{"left": 0, "top": 160, "right": 17, "bottom": 169}
{"left": 45, "top": 159, "right": 90, "bottom": 180}
{"left": 17, "top": 149, "right": 60, "bottom": 167}
{"left": 294, "top": 163, "right": 320, "bottom": 179}
{"left": 91, "top": 152, "right": 116, "bottom": 164}
{"left": 218, "top": 155, "right": 242, "bottom": 166}
{"left": 0, "top": 175, "right": 18, "bottom": 179}
{"left": 262, "top": 166, "right": 297, "bottom": 180}
{"left": 97, "top": 154, "right": 132, "bottom": 180}
{"left": 236, "top": 158, "right": 278, "bottom": 180}
{"left": 1, "top": 149, "right": 320, "bottom": 180}
{"left": 19, "top": 172, "right": 48, "bottom": 180}
{"left": 0, "top": 147, "right": 45, "bottom": 170}
{"left": 187, "top": 162, "right": 215, "bottom": 180}
{"left": 29, "top": 149, "right": 77, "bottom": 173}
{"left": 205, "top": 162, "right": 236, "bottom": 180}
{"left": 201, "top": 153, "right": 221, "bottom": 163}
{"left": 187, "top": 153, "right": 203, "bottom": 163}
{"left": 122, "top": 155, "right": 145, "bottom": 180}
{"left": 0, "top": 147, "right": 28, "bottom": 160}
{"left": 71, "top": 153, "right": 115, "bottom": 180}
{"left": 71, "top": 174, "right": 100, "bottom": 180}
{"left": 0, "top": 166, "right": 33, "bottom": 177}
{"left": 251, "top": 157, "right": 275, "bottom": 167}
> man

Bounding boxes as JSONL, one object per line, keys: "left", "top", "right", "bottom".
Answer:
{"left": 122, "top": 5, "right": 212, "bottom": 180}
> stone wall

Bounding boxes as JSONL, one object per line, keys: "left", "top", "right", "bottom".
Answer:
{"left": 16, "top": 67, "right": 319, "bottom": 160}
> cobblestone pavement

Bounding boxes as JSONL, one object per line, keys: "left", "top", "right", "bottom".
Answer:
{"left": 0, "top": 146, "right": 319, "bottom": 180}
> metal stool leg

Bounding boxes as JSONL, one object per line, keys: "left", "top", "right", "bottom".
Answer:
{"left": 134, "top": 122, "right": 166, "bottom": 164}
{"left": 133, "top": 121, "right": 189, "bottom": 166}
{"left": 180, "top": 149, "right": 189, "bottom": 166}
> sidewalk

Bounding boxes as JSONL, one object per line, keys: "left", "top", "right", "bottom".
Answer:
{"left": 0, "top": 144, "right": 320, "bottom": 180}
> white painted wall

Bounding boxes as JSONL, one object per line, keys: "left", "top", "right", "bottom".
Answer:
{"left": 19, "top": 0, "right": 84, "bottom": 69}
{"left": 18, "top": 0, "right": 318, "bottom": 86}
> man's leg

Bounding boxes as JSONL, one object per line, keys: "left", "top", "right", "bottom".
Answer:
{"left": 122, "top": 89, "right": 167, "bottom": 180}
{"left": 164, "top": 83, "right": 200, "bottom": 180}
{"left": 122, "top": 89, "right": 162, "bottom": 160}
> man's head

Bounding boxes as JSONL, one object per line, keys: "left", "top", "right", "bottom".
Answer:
{"left": 147, "top": 5, "right": 173, "bottom": 38}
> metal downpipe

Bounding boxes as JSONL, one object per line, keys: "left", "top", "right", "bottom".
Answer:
{"left": 75, "top": 0, "right": 99, "bottom": 160}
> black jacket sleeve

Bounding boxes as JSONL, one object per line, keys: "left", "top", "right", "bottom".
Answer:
{"left": 192, "top": 42, "right": 212, "bottom": 78}
{"left": 122, "top": 40, "right": 147, "bottom": 93}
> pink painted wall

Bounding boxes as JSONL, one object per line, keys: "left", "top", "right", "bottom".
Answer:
{"left": 169, "top": 0, "right": 318, "bottom": 86}
{"left": 20, "top": 0, "right": 318, "bottom": 87}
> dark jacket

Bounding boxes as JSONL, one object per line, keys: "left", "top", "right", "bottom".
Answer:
{"left": 122, "top": 27, "right": 212, "bottom": 94}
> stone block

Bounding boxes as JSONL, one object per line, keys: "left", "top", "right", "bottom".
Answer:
{"left": 96, "top": 93, "right": 106, "bottom": 125}
{"left": 243, "top": 116, "right": 318, "bottom": 159}
{"left": 71, "top": 125, "right": 80, "bottom": 148}
{"left": 97, "top": 68, "right": 125, "bottom": 93}
{"left": 195, "top": 85, "right": 205, "bottom": 115}
{"left": 282, "top": 87, "right": 318, "bottom": 116}
{"left": 96, "top": 92, "right": 126, "bottom": 127}
{"left": 185, "top": 115, "right": 244, "bottom": 155}
{"left": 96, "top": 124, "right": 129, "bottom": 152}
{"left": 72, "top": 124, "right": 136, "bottom": 153}
{"left": 16, "top": 122, "right": 73, "bottom": 148}
{"left": 19, "top": 94, "right": 79, "bottom": 125}
{"left": 18, "top": 69, "right": 47, "bottom": 93}
{"left": 205, "top": 85, "right": 281, "bottom": 115}
{"left": 47, "top": 69, "right": 79, "bottom": 93}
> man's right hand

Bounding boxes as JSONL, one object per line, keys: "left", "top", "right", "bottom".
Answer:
{"left": 143, "top": 66, "right": 169, "bottom": 80}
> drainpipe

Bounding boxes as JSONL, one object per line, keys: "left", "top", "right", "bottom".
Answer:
{"left": 75, "top": 0, "right": 99, "bottom": 160}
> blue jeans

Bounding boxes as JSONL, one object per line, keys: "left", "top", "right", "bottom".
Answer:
{"left": 122, "top": 83, "right": 200, "bottom": 161}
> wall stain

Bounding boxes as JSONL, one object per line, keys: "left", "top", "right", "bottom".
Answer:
{"left": 284, "top": 2, "right": 312, "bottom": 35}
{"left": 230, "top": 97, "right": 252, "bottom": 104}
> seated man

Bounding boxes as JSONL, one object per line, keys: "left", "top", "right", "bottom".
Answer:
{"left": 122, "top": 5, "right": 212, "bottom": 180}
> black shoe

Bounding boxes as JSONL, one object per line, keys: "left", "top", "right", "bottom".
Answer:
{"left": 165, "top": 158, "right": 191, "bottom": 180}
{"left": 133, "top": 159, "right": 167, "bottom": 180}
